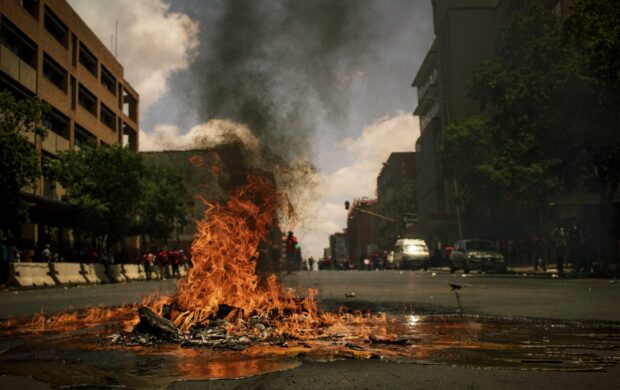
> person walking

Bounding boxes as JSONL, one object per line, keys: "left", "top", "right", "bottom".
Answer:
{"left": 285, "top": 231, "right": 298, "bottom": 275}
{"left": 553, "top": 226, "right": 568, "bottom": 275}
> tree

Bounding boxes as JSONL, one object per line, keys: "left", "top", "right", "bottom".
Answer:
{"left": 49, "top": 143, "right": 143, "bottom": 252}
{"left": 139, "top": 162, "right": 192, "bottom": 245}
{"left": 442, "top": 6, "right": 567, "bottom": 235}
{"left": 442, "top": 0, "right": 620, "bottom": 262}
{"left": 0, "top": 92, "right": 48, "bottom": 234}
{"left": 562, "top": 0, "right": 620, "bottom": 264}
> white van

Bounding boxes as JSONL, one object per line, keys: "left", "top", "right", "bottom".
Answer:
{"left": 393, "top": 238, "right": 430, "bottom": 270}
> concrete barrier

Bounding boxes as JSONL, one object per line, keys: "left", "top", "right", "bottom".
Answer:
{"left": 49, "top": 262, "right": 88, "bottom": 285}
{"left": 81, "top": 263, "right": 112, "bottom": 284}
{"left": 8, "top": 263, "right": 57, "bottom": 287}
{"left": 123, "top": 264, "right": 146, "bottom": 281}
{"left": 108, "top": 264, "right": 126, "bottom": 282}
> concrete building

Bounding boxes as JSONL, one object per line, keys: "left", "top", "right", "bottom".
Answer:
{"left": 1, "top": 0, "right": 139, "bottom": 251}
{"left": 329, "top": 232, "right": 347, "bottom": 264}
{"left": 346, "top": 197, "right": 380, "bottom": 266}
{"left": 410, "top": 0, "right": 570, "bottom": 246}
{"left": 376, "top": 152, "right": 417, "bottom": 248}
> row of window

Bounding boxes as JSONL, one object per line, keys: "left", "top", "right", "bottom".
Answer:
{"left": 2, "top": 6, "right": 139, "bottom": 120}
{"left": 0, "top": 17, "right": 137, "bottom": 123}
{"left": 42, "top": 105, "right": 138, "bottom": 151}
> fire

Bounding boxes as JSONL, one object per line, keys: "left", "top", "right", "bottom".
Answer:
{"left": 1, "top": 173, "right": 368, "bottom": 341}
{"left": 171, "top": 174, "right": 320, "bottom": 336}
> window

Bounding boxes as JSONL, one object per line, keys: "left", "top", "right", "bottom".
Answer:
{"left": 71, "top": 33, "right": 77, "bottom": 67}
{"left": 77, "top": 84, "right": 96, "bottom": 115}
{"left": 44, "top": 6, "right": 68, "bottom": 48}
{"left": 18, "top": 0, "right": 39, "bottom": 19}
{"left": 70, "top": 76, "right": 76, "bottom": 110}
{"left": 123, "top": 122, "right": 137, "bottom": 151}
{"left": 42, "top": 109, "right": 69, "bottom": 139}
{"left": 43, "top": 53, "right": 67, "bottom": 92}
{"left": 74, "top": 123, "right": 96, "bottom": 148}
{"left": 78, "top": 42, "right": 97, "bottom": 76}
{"left": 100, "top": 65, "right": 117, "bottom": 95}
{"left": 100, "top": 102, "right": 116, "bottom": 131}
{"left": 0, "top": 17, "right": 37, "bottom": 67}
{"left": 122, "top": 88, "right": 138, "bottom": 121}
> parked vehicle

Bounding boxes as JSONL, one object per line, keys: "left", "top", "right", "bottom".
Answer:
{"left": 449, "top": 239, "right": 506, "bottom": 273}
{"left": 393, "top": 238, "right": 430, "bottom": 270}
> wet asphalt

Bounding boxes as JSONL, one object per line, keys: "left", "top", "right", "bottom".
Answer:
{"left": 1, "top": 270, "right": 620, "bottom": 389}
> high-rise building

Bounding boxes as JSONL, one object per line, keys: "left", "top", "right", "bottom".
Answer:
{"left": 410, "top": 0, "right": 569, "bottom": 245}
{"left": 1, "top": 0, "right": 139, "bottom": 251}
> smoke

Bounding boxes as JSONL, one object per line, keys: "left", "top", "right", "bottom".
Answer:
{"left": 172, "top": 0, "right": 374, "bottom": 165}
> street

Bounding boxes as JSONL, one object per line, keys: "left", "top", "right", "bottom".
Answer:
{"left": 1, "top": 270, "right": 619, "bottom": 389}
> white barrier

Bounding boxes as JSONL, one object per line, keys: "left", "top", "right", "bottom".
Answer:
{"left": 81, "top": 263, "right": 111, "bottom": 284}
{"left": 108, "top": 264, "right": 126, "bottom": 282}
{"left": 123, "top": 264, "right": 146, "bottom": 281}
{"left": 50, "top": 262, "right": 88, "bottom": 285}
{"left": 8, "top": 263, "right": 56, "bottom": 287}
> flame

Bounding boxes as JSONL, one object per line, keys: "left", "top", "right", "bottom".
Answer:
{"left": 0, "top": 173, "right": 385, "bottom": 344}
{"left": 171, "top": 174, "right": 320, "bottom": 336}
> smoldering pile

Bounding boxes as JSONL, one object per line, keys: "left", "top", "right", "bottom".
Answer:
{"left": 107, "top": 304, "right": 409, "bottom": 359}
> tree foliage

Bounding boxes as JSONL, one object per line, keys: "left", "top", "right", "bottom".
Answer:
{"left": 0, "top": 92, "right": 48, "bottom": 232}
{"left": 139, "top": 161, "right": 192, "bottom": 243}
{"left": 50, "top": 143, "right": 143, "bottom": 250}
{"left": 441, "top": 0, "right": 620, "bottom": 258}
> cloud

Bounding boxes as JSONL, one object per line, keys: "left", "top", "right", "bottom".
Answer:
{"left": 139, "top": 120, "right": 260, "bottom": 153}
{"left": 68, "top": 0, "right": 199, "bottom": 112}
{"left": 297, "top": 113, "right": 420, "bottom": 259}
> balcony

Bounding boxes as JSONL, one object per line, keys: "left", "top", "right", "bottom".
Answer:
{"left": 0, "top": 44, "right": 36, "bottom": 92}
{"left": 419, "top": 101, "right": 440, "bottom": 131}
{"left": 417, "top": 69, "right": 438, "bottom": 101}
{"left": 41, "top": 131, "right": 70, "bottom": 155}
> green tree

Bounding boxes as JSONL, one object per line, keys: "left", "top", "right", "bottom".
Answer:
{"left": 49, "top": 143, "right": 143, "bottom": 251}
{"left": 442, "top": 6, "right": 567, "bottom": 235}
{"left": 562, "top": 0, "right": 620, "bottom": 264}
{"left": 0, "top": 92, "right": 48, "bottom": 234}
{"left": 139, "top": 162, "right": 192, "bottom": 245}
{"left": 442, "top": 0, "right": 620, "bottom": 262}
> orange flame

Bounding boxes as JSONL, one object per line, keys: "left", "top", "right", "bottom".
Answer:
{"left": 172, "top": 174, "right": 319, "bottom": 336}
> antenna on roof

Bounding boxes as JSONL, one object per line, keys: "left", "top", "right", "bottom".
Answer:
{"left": 115, "top": 20, "right": 118, "bottom": 57}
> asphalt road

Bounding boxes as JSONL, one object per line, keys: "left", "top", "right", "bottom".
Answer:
{"left": 284, "top": 270, "right": 620, "bottom": 321}
{"left": 1, "top": 270, "right": 620, "bottom": 389}
{"left": 2, "top": 270, "right": 617, "bottom": 321}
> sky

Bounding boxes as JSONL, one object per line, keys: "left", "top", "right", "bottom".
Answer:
{"left": 67, "top": 0, "right": 434, "bottom": 259}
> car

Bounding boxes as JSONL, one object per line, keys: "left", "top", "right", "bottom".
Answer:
{"left": 449, "top": 239, "right": 507, "bottom": 274}
{"left": 392, "top": 238, "right": 430, "bottom": 270}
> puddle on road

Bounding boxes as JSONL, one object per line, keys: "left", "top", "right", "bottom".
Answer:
{"left": 1, "top": 312, "right": 619, "bottom": 388}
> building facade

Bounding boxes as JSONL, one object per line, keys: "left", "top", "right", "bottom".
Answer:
{"left": 411, "top": 0, "right": 571, "bottom": 246}
{"left": 346, "top": 197, "right": 380, "bottom": 266}
{"left": 376, "top": 152, "right": 417, "bottom": 247}
{"left": 1, "top": 0, "right": 139, "bottom": 251}
{"left": 329, "top": 232, "right": 347, "bottom": 264}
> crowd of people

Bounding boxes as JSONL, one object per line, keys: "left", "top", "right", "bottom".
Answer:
{"left": 140, "top": 248, "right": 189, "bottom": 280}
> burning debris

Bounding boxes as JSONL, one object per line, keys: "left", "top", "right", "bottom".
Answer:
{"left": 95, "top": 173, "right": 394, "bottom": 352}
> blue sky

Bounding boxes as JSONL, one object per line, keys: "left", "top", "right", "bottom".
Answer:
{"left": 68, "top": 0, "right": 433, "bottom": 258}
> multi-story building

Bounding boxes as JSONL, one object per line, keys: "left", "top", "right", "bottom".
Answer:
{"left": 1, "top": 0, "right": 139, "bottom": 251}
{"left": 346, "top": 197, "right": 380, "bottom": 266}
{"left": 411, "top": 0, "right": 570, "bottom": 246}
{"left": 376, "top": 152, "right": 417, "bottom": 247}
{"left": 329, "top": 232, "right": 347, "bottom": 264}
